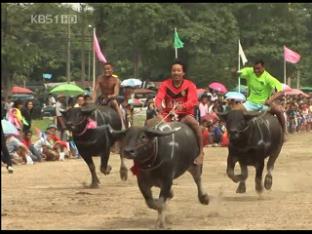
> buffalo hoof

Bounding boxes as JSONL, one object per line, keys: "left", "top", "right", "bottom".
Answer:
{"left": 236, "top": 182, "right": 246, "bottom": 193}
{"left": 199, "top": 193, "right": 209, "bottom": 205}
{"left": 155, "top": 221, "right": 166, "bottom": 230}
{"left": 90, "top": 183, "right": 99, "bottom": 189}
{"left": 155, "top": 218, "right": 167, "bottom": 230}
{"left": 168, "top": 190, "right": 174, "bottom": 200}
{"left": 264, "top": 174, "right": 272, "bottom": 190}
{"left": 255, "top": 183, "right": 263, "bottom": 194}
{"left": 101, "top": 165, "right": 112, "bottom": 175}
{"left": 120, "top": 167, "right": 128, "bottom": 181}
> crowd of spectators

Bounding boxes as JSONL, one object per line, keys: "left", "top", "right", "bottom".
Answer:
{"left": 145, "top": 88, "right": 312, "bottom": 148}
{"left": 2, "top": 87, "right": 311, "bottom": 173}
{"left": 1, "top": 94, "right": 87, "bottom": 173}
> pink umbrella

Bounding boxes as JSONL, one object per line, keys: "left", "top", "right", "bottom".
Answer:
{"left": 196, "top": 88, "right": 206, "bottom": 97}
{"left": 208, "top": 82, "right": 228, "bottom": 94}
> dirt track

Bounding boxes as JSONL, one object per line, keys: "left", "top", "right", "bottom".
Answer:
{"left": 2, "top": 132, "right": 312, "bottom": 230}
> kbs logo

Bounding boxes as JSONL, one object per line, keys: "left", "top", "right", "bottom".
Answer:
{"left": 30, "top": 15, "right": 77, "bottom": 24}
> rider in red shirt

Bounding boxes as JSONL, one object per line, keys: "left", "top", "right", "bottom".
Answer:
{"left": 155, "top": 61, "right": 204, "bottom": 165}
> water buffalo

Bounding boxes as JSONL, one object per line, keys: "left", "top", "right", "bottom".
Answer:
{"left": 111, "top": 122, "right": 209, "bottom": 228}
{"left": 61, "top": 105, "right": 128, "bottom": 188}
{"left": 218, "top": 109, "right": 284, "bottom": 194}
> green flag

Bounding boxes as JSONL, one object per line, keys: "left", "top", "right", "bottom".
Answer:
{"left": 174, "top": 30, "right": 184, "bottom": 49}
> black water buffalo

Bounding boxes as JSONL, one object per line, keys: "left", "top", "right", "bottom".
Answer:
{"left": 61, "top": 105, "right": 128, "bottom": 188}
{"left": 218, "top": 109, "right": 284, "bottom": 194}
{"left": 111, "top": 122, "right": 209, "bottom": 228}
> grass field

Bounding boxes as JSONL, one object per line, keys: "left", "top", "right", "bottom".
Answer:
{"left": 31, "top": 118, "right": 54, "bottom": 132}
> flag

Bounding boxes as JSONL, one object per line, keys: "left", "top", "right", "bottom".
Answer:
{"left": 174, "top": 30, "right": 184, "bottom": 49}
{"left": 239, "top": 40, "right": 248, "bottom": 65}
{"left": 93, "top": 31, "right": 107, "bottom": 63}
{"left": 284, "top": 46, "right": 301, "bottom": 64}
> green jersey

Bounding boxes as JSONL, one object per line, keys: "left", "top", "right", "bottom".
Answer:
{"left": 239, "top": 67, "right": 282, "bottom": 104}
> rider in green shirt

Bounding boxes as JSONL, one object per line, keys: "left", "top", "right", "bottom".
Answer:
{"left": 238, "top": 60, "right": 287, "bottom": 141}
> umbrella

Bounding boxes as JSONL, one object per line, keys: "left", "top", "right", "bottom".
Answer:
{"left": 121, "top": 78, "right": 142, "bottom": 87}
{"left": 50, "top": 83, "right": 84, "bottom": 96}
{"left": 208, "top": 82, "right": 228, "bottom": 94}
{"left": 232, "top": 85, "right": 248, "bottom": 95}
{"left": 196, "top": 88, "right": 206, "bottom": 98}
{"left": 284, "top": 89, "right": 309, "bottom": 98}
{"left": 225, "top": 91, "right": 246, "bottom": 102}
{"left": 1, "top": 119, "right": 19, "bottom": 136}
{"left": 11, "top": 86, "right": 33, "bottom": 94}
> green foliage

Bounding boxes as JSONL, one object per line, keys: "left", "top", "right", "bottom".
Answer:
{"left": 2, "top": 3, "right": 312, "bottom": 90}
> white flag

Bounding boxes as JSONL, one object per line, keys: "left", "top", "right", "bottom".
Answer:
{"left": 239, "top": 40, "right": 248, "bottom": 66}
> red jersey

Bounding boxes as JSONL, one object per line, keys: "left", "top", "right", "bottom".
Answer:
{"left": 48, "top": 134, "right": 68, "bottom": 148}
{"left": 155, "top": 78, "right": 198, "bottom": 116}
{"left": 22, "top": 138, "right": 31, "bottom": 148}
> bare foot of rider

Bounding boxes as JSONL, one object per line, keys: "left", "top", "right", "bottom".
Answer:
{"left": 194, "top": 151, "right": 204, "bottom": 165}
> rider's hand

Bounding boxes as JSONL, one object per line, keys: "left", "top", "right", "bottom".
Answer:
{"left": 156, "top": 106, "right": 163, "bottom": 113}
{"left": 265, "top": 100, "right": 272, "bottom": 106}
{"left": 175, "top": 103, "right": 184, "bottom": 111}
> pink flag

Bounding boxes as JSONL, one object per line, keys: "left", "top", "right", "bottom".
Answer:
{"left": 93, "top": 31, "right": 107, "bottom": 63}
{"left": 284, "top": 46, "right": 300, "bottom": 64}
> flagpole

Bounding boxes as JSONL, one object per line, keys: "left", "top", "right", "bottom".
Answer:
{"left": 238, "top": 39, "right": 241, "bottom": 93}
{"left": 174, "top": 27, "right": 178, "bottom": 59}
{"left": 283, "top": 58, "right": 286, "bottom": 86}
{"left": 283, "top": 48, "right": 290, "bottom": 106}
{"left": 92, "top": 27, "right": 96, "bottom": 91}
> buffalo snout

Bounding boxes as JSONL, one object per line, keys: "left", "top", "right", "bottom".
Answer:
{"left": 122, "top": 147, "right": 136, "bottom": 159}
{"left": 229, "top": 129, "right": 240, "bottom": 140}
{"left": 65, "top": 121, "right": 75, "bottom": 130}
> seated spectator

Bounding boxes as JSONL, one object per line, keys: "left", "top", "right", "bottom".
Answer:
{"left": 21, "top": 130, "right": 43, "bottom": 162}
{"left": 6, "top": 99, "right": 28, "bottom": 131}
{"left": 67, "top": 96, "right": 75, "bottom": 108}
{"left": 145, "top": 98, "right": 158, "bottom": 126}
{"left": 74, "top": 94, "right": 86, "bottom": 107}
{"left": 33, "top": 130, "right": 59, "bottom": 161}
{"left": 198, "top": 94, "right": 210, "bottom": 124}
{"left": 5, "top": 132, "right": 34, "bottom": 165}
{"left": 201, "top": 124, "right": 213, "bottom": 146}
{"left": 45, "top": 124, "right": 70, "bottom": 160}
{"left": 211, "top": 121, "right": 224, "bottom": 146}
{"left": 84, "top": 94, "right": 93, "bottom": 105}
{"left": 209, "top": 89, "right": 218, "bottom": 102}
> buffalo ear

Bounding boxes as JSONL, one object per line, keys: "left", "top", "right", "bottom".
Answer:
{"left": 81, "top": 104, "right": 96, "bottom": 115}
{"left": 144, "top": 127, "right": 181, "bottom": 138}
{"left": 217, "top": 111, "right": 228, "bottom": 122}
